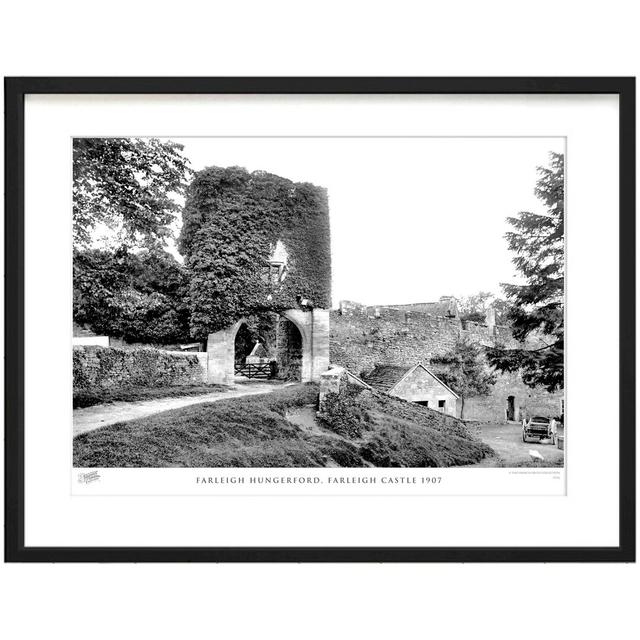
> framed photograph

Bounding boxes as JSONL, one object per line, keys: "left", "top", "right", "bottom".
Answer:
{"left": 4, "top": 77, "right": 635, "bottom": 562}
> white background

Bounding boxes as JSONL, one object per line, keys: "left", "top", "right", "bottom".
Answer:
{"left": 169, "top": 135, "right": 565, "bottom": 305}
{"left": 1, "top": 2, "right": 638, "bottom": 640}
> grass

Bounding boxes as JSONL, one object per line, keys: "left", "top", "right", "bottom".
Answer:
{"left": 74, "top": 383, "right": 493, "bottom": 468}
{"left": 73, "top": 384, "right": 227, "bottom": 409}
{"left": 319, "top": 386, "right": 494, "bottom": 467}
{"left": 74, "top": 384, "right": 346, "bottom": 467}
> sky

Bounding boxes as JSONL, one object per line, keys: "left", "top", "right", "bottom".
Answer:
{"left": 167, "top": 136, "right": 564, "bottom": 308}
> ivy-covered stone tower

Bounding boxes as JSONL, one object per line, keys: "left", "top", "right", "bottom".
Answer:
{"left": 179, "top": 166, "right": 331, "bottom": 383}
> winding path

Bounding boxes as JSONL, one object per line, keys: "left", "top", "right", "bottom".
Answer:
{"left": 73, "top": 382, "right": 287, "bottom": 437}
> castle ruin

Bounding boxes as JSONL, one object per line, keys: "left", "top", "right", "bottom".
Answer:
{"left": 330, "top": 297, "right": 563, "bottom": 423}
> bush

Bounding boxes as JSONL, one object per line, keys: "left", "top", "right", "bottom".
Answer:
{"left": 74, "top": 248, "right": 191, "bottom": 344}
{"left": 317, "top": 385, "right": 369, "bottom": 438}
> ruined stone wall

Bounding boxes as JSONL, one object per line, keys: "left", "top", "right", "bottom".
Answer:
{"left": 330, "top": 305, "right": 563, "bottom": 423}
{"left": 73, "top": 346, "right": 207, "bottom": 393}
{"left": 462, "top": 370, "right": 563, "bottom": 422}
{"left": 330, "top": 307, "right": 460, "bottom": 377}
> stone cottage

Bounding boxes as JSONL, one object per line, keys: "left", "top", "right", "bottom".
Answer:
{"left": 363, "top": 364, "right": 459, "bottom": 416}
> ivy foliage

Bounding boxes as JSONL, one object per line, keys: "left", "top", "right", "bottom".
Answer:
{"left": 73, "top": 345, "right": 203, "bottom": 392}
{"left": 179, "top": 166, "right": 331, "bottom": 338}
{"left": 73, "top": 248, "right": 191, "bottom": 344}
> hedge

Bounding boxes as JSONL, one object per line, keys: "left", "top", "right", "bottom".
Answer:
{"left": 73, "top": 345, "right": 206, "bottom": 392}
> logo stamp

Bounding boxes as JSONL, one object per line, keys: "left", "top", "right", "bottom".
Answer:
{"left": 78, "top": 470, "right": 101, "bottom": 484}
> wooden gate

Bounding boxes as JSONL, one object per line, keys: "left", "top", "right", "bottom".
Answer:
{"left": 234, "top": 363, "right": 273, "bottom": 379}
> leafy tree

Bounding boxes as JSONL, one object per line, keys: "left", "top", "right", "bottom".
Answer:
{"left": 73, "top": 248, "right": 191, "bottom": 344}
{"left": 487, "top": 152, "right": 564, "bottom": 392}
{"left": 491, "top": 298, "right": 513, "bottom": 325}
{"left": 458, "top": 292, "right": 493, "bottom": 323}
{"left": 431, "top": 338, "right": 497, "bottom": 419}
{"left": 458, "top": 292, "right": 512, "bottom": 324}
{"left": 73, "top": 138, "right": 191, "bottom": 249}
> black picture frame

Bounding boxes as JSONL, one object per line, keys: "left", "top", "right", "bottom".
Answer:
{"left": 4, "top": 77, "right": 636, "bottom": 563}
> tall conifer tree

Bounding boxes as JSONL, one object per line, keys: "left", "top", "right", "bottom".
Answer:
{"left": 487, "top": 152, "right": 564, "bottom": 392}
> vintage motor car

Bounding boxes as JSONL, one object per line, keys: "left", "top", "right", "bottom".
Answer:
{"left": 522, "top": 415, "right": 557, "bottom": 444}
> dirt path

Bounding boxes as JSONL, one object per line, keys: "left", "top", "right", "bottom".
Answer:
{"left": 73, "top": 382, "right": 287, "bottom": 437}
{"left": 469, "top": 421, "right": 565, "bottom": 467}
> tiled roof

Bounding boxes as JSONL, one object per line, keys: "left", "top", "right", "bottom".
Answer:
{"left": 363, "top": 363, "right": 460, "bottom": 398}
{"left": 363, "top": 365, "right": 413, "bottom": 392}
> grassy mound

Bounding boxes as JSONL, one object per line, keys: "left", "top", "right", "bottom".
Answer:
{"left": 319, "top": 385, "right": 493, "bottom": 467}
{"left": 74, "top": 384, "right": 355, "bottom": 467}
{"left": 73, "top": 383, "right": 493, "bottom": 468}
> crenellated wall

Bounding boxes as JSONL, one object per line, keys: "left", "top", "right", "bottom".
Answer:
{"left": 330, "top": 306, "right": 460, "bottom": 376}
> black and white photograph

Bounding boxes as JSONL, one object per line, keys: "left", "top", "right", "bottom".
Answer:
{"left": 72, "top": 136, "right": 565, "bottom": 471}
{"left": 2, "top": 4, "right": 637, "bottom": 637}
{"left": 6, "top": 76, "right": 632, "bottom": 564}
{"left": 6, "top": 78, "right": 635, "bottom": 576}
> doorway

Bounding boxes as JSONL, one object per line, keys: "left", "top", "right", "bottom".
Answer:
{"left": 275, "top": 317, "right": 303, "bottom": 381}
{"left": 234, "top": 322, "right": 254, "bottom": 367}
{"left": 506, "top": 395, "right": 516, "bottom": 421}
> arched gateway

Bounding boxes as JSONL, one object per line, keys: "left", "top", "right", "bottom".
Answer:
{"left": 206, "top": 308, "right": 330, "bottom": 384}
{"left": 180, "top": 166, "right": 332, "bottom": 385}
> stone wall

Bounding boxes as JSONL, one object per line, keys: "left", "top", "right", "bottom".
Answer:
{"left": 461, "top": 370, "right": 563, "bottom": 422}
{"left": 330, "top": 305, "right": 563, "bottom": 423}
{"left": 330, "top": 307, "right": 461, "bottom": 376}
{"left": 73, "top": 346, "right": 208, "bottom": 392}
{"left": 318, "top": 366, "right": 371, "bottom": 411}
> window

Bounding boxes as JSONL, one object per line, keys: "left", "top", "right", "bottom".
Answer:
{"left": 264, "top": 240, "right": 289, "bottom": 285}
{"left": 416, "top": 400, "right": 429, "bottom": 407}
{"left": 261, "top": 262, "right": 287, "bottom": 286}
{"left": 438, "top": 400, "right": 446, "bottom": 410}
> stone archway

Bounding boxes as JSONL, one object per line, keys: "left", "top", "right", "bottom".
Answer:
{"left": 278, "top": 309, "right": 329, "bottom": 383}
{"left": 206, "top": 317, "right": 249, "bottom": 385}
{"left": 206, "top": 309, "right": 329, "bottom": 385}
